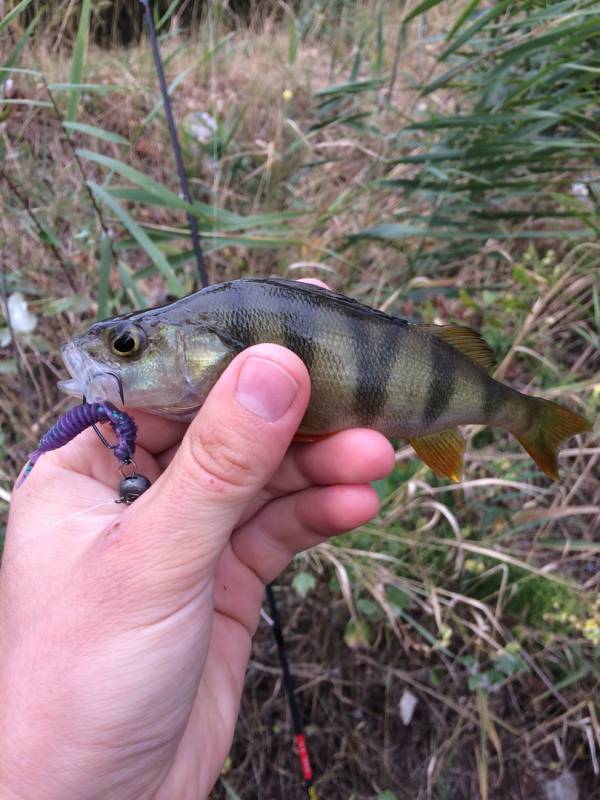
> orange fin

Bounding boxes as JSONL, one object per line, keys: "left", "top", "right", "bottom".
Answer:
{"left": 514, "top": 399, "right": 591, "bottom": 480}
{"left": 409, "top": 428, "right": 465, "bottom": 482}
{"left": 420, "top": 324, "right": 496, "bottom": 373}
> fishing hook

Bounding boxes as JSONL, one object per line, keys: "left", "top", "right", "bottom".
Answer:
{"left": 85, "top": 370, "right": 127, "bottom": 451}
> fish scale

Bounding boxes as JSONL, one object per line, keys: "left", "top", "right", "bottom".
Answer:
{"left": 59, "top": 278, "right": 591, "bottom": 482}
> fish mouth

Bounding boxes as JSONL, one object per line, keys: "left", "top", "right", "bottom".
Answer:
{"left": 59, "top": 342, "right": 125, "bottom": 405}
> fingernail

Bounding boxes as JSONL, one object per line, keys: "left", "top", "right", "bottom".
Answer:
{"left": 236, "top": 357, "right": 299, "bottom": 422}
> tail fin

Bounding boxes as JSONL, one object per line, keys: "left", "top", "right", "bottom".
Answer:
{"left": 514, "top": 398, "right": 591, "bottom": 480}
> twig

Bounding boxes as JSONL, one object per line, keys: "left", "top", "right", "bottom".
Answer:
{"left": 42, "top": 77, "right": 120, "bottom": 272}
{"left": 0, "top": 165, "right": 77, "bottom": 292}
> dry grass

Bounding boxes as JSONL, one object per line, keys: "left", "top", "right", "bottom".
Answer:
{"left": 1, "top": 3, "right": 599, "bottom": 798}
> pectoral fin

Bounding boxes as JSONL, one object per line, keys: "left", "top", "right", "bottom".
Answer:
{"left": 409, "top": 428, "right": 465, "bottom": 482}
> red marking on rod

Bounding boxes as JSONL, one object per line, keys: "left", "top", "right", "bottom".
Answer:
{"left": 295, "top": 733, "right": 313, "bottom": 781}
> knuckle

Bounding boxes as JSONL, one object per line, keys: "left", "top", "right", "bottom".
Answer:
{"left": 186, "top": 421, "right": 259, "bottom": 492}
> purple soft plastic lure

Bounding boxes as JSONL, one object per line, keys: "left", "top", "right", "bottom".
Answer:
{"left": 17, "top": 401, "right": 137, "bottom": 487}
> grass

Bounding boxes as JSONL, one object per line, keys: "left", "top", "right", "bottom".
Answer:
{"left": 1, "top": 2, "right": 599, "bottom": 798}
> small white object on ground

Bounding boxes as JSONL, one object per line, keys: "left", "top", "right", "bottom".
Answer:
{"left": 544, "top": 771, "right": 579, "bottom": 800}
{"left": 399, "top": 689, "right": 418, "bottom": 726}
{"left": 184, "top": 111, "right": 217, "bottom": 144}
{"left": 1, "top": 292, "right": 38, "bottom": 345}
{"left": 571, "top": 182, "right": 589, "bottom": 198}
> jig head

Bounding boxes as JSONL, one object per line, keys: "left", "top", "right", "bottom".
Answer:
{"left": 116, "top": 461, "right": 152, "bottom": 505}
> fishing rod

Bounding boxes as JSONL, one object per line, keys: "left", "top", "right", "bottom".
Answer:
{"left": 265, "top": 585, "right": 318, "bottom": 799}
{"left": 140, "top": 0, "right": 208, "bottom": 290}
{"left": 140, "top": 3, "right": 318, "bottom": 796}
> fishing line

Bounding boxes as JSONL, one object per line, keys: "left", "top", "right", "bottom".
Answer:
{"left": 46, "top": 500, "right": 123, "bottom": 532}
{"left": 142, "top": 5, "right": 319, "bottom": 795}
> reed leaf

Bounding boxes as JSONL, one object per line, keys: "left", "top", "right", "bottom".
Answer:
{"left": 0, "top": 0, "right": 36, "bottom": 36}
{"left": 63, "top": 122, "right": 129, "bottom": 145}
{"left": 97, "top": 232, "right": 112, "bottom": 321}
{"left": 87, "top": 181, "right": 185, "bottom": 297}
{"left": 66, "top": 0, "right": 92, "bottom": 121}
{"left": 359, "top": 0, "right": 600, "bottom": 267}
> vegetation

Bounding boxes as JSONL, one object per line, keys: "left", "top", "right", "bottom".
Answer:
{"left": 1, "top": 1, "right": 598, "bottom": 798}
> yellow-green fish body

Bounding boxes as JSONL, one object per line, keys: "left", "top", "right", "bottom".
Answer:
{"left": 60, "top": 278, "right": 590, "bottom": 481}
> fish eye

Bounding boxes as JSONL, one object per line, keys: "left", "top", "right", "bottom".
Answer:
{"left": 110, "top": 327, "right": 144, "bottom": 357}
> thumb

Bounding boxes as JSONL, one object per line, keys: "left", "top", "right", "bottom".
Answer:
{"left": 125, "top": 343, "right": 310, "bottom": 579}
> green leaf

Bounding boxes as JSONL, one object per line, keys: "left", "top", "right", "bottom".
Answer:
{"left": 0, "top": 98, "right": 52, "bottom": 109}
{"left": 344, "top": 618, "right": 370, "bottom": 649}
{"left": 315, "top": 77, "right": 385, "bottom": 97}
{"left": 0, "top": 67, "right": 43, "bottom": 77}
{"left": 493, "top": 648, "right": 527, "bottom": 678}
{"left": 63, "top": 122, "right": 129, "bottom": 145}
{"left": 1, "top": 9, "right": 40, "bottom": 78}
{"left": 447, "top": 0, "right": 482, "bottom": 39}
{"left": 66, "top": 0, "right": 92, "bottom": 122}
{"left": 43, "top": 295, "right": 93, "bottom": 316}
{"left": 97, "top": 233, "right": 112, "bottom": 320}
{"left": 0, "top": 359, "right": 18, "bottom": 375}
{"left": 88, "top": 182, "right": 185, "bottom": 297}
{"left": 49, "top": 83, "right": 123, "bottom": 93}
{"left": 220, "top": 778, "right": 242, "bottom": 800}
{"left": 356, "top": 598, "right": 382, "bottom": 620}
{"left": 402, "top": 0, "right": 445, "bottom": 26}
{"left": 106, "top": 184, "right": 307, "bottom": 232}
{"left": 386, "top": 585, "right": 412, "bottom": 610}
{"left": 351, "top": 223, "right": 429, "bottom": 240}
{"left": 441, "top": 0, "right": 514, "bottom": 59}
{"left": 142, "top": 66, "right": 194, "bottom": 128}
{"left": 406, "top": 110, "right": 559, "bottom": 130}
{"left": 117, "top": 263, "right": 148, "bottom": 308}
{"left": 288, "top": 15, "right": 298, "bottom": 64}
{"left": 156, "top": 0, "right": 184, "bottom": 31}
{"left": 78, "top": 150, "right": 191, "bottom": 211}
{"left": 291, "top": 572, "right": 316, "bottom": 598}
{"left": 484, "top": 20, "right": 600, "bottom": 85}
{"left": 0, "top": 0, "right": 35, "bottom": 36}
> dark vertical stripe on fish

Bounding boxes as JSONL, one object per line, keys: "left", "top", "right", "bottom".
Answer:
{"left": 220, "top": 282, "right": 244, "bottom": 338}
{"left": 237, "top": 282, "right": 262, "bottom": 345}
{"left": 281, "top": 292, "right": 317, "bottom": 372}
{"left": 423, "top": 338, "right": 455, "bottom": 427}
{"left": 482, "top": 375, "right": 498, "bottom": 420}
{"left": 376, "top": 324, "right": 401, "bottom": 422}
{"left": 353, "top": 321, "right": 396, "bottom": 424}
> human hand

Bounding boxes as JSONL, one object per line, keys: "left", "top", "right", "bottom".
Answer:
{"left": 0, "top": 338, "right": 394, "bottom": 799}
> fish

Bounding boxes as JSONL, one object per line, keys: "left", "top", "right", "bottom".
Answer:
{"left": 58, "top": 277, "right": 591, "bottom": 482}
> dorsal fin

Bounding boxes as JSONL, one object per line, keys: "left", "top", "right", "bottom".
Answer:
{"left": 419, "top": 324, "right": 496, "bottom": 373}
